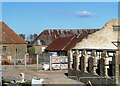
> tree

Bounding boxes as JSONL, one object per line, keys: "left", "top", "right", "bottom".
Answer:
{"left": 19, "top": 34, "right": 25, "bottom": 40}
{"left": 28, "top": 46, "right": 35, "bottom": 56}
{"left": 34, "top": 34, "right": 38, "bottom": 39}
{"left": 28, "top": 46, "right": 36, "bottom": 59}
{"left": 29, "top": 34, "right": 34, "bottom": 41}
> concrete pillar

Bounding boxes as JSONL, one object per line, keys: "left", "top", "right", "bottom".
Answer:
{"left": 24, "top": 53, "right": 27, "bottom": 69}
{"left": 49, "top": 56, "right": 52, "bottom": 70}
{"left": 99, "top": 57, "right": 105, "bottom": 76}
{"left": 68, "top": 50, "right": 73, "bottom": 69}
{"left": 112, "top": 53, "right": 115, "bottom": 76}
{"left": 114, "top": 51, "right": 120, "bottom": 85}
{"left": 36, "top": 54, "right": 39, "bottom": 70}
{"left": 80, "top": 50, "right": 87, "bottom": 72}
{"left": 99, "top": 51, "right": 109, "bottom": 76}
{"left": 104, "top": 51, "right": 109, "bottom": 77}
{"left": 88, "top": 57, "right": 94, "bottom": 73}
{"left": 75, "top": 50, "right": 79, "bottom": 70}
{"left": 92, "top": 50, "right": 98, "bottom": 75}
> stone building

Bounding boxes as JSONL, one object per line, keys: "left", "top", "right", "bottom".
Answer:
{"left": 68, "top": 19, "right": 120, "bottom": 85}
{"left": 0, "top": 22, "right": 27, "bottom": 64}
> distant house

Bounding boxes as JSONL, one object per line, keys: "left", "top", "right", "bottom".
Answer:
{"left": 45, "top": 29, "right": 99, "bottom": 55}
{"left": 32, "top": 29, "right": 99, "bottom": 46}
{"left": 31, "top": 29, "right": 99, "bottom": 54}
{"left": 44, "top": 29, "right": 99, "bottom": 70}
{"left": 0, "top": 22, "right": 27, "bottom": 64}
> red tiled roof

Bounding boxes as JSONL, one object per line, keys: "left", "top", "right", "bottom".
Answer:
{"left": 0, "top": 22, "right": 26, "bottom": 44}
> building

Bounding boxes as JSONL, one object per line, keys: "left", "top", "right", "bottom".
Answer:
{"left": 0, "top": 22, "right": 27, "bottom": 64}
{"left": 31, "top": 29, "right": 99, "bottom": 54}
{"left": 45, "top": 29, "right": 99, "bottom": 70}
{"left": 68, "top": 19, "right": 120, "bottom": 85}
{"left": 32, "top": 29, "right": 99, "bottom": 46}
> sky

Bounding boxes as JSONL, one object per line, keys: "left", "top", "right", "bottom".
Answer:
{"left": 2, "top": 2, "right": 118, "bottom": 35}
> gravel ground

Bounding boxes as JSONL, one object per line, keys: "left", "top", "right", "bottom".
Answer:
{"left": 2, "top": 65, "right": 84, "bottom": 85}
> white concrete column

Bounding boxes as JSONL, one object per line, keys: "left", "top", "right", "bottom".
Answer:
{"left": 92, "top": 50, "right": 98, "bottom": 75}
{"left": 104, "top": 51, "right": 109, "bottom": 77}
{"left": 36, "top": 54, "right": 39, "bottom": 70}
{"left": 49, "top": 56, "right": 52, "bottom": 70}
{"left": 24, "top": 53, "right": 27, "bottom": 69}
{"left": 114, "top": 51, "right": 119, "bottom": 85}
{"left": 100, "top": 51, "right": 109, "bottom": 76}
{"left": 75, "top": 49, "right": 80, "bottom": 70}
{"left": 68, "top": 50, "right": 73, "bottom": 69}
{"left": 81, "top": 50, "right": 87, "bottom": 72}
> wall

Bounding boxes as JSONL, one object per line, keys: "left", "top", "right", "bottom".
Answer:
{"left": 1, "top": 44, "right": 27, "bottom": 64}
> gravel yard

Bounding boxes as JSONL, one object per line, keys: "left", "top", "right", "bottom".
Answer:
{"left": 2, "top": 65, "right": 83, "bottom": 85}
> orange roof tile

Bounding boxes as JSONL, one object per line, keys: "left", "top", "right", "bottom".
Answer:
{"left": 0, "top": 22, "right": 26, "bottom": 44}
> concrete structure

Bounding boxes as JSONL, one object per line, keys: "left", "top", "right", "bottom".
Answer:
{"left": 68, "top": 19, "right": 120, "bottom": 85}
{"left": 0, "top": 22, "right": 27, "bottom": 64}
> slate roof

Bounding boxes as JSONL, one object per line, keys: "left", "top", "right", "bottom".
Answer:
{"left": 0, "top": 22, "right": 26, "bottom": 44}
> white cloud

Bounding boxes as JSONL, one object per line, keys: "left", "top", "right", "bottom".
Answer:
{"left": 75, "top": 11, "right": 95, "bottom": 18}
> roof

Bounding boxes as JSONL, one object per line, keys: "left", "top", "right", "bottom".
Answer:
{"left": 0, "top": 22, "right": 26, "bottom": 44}
{"left": 45, "top": 29, "right": 99, "bottom": 51}
{"left": 73, "top": 19, "right": 120, "bottom": 50}
{"left": 32, "top": 29, "right": 99, "bottom": 46}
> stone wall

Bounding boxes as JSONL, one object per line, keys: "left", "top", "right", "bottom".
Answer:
{"left": 1, "top": 44, "right": 27, "bottom": 60}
